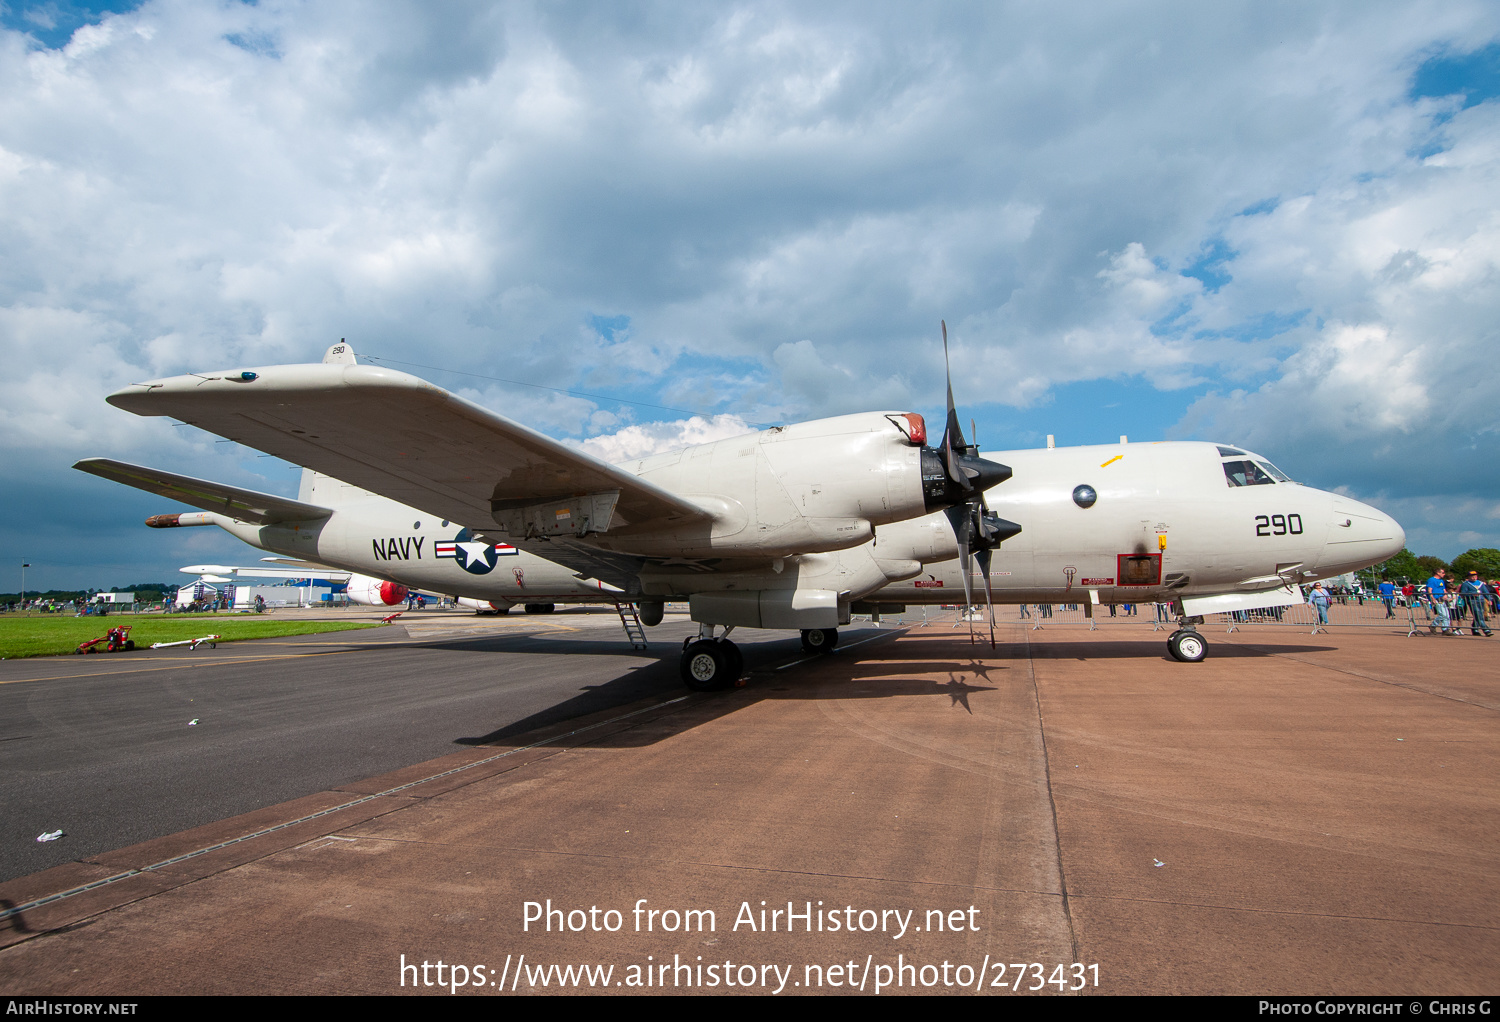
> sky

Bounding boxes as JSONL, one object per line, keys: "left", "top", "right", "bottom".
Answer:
{"left": 3, "top": 1, "right": 1499, "bottom": 592}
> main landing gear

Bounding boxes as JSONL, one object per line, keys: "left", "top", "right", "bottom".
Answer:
{"left": 1166, "top": 619, "right": 1208, "bottom": 662}
{"left": 800, "top": 628, "right": 839, "bottom": 655}
{"left": 680, "top": 624, "right": 744, "bottom": 691}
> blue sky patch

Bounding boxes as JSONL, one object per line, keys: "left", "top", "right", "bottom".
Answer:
{"left": 225, "top": 31, "right": 280, "bottom": 59}
{"left": 970, "top": 375, "right": 1212, "bottom": 454}
{"left": 1410, "top": 43, "right": 1500, "bottom": 109}
{"left": 587, "top": 313, "right": 632, "bottom": 343}
{"left": 1, "top": 0, "right": 140, "bottom": 48}
{"left": 1182, "top": 237, "right": 1236, "bottom": 293}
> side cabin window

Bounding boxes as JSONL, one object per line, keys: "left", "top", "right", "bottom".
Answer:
{"left": 1223, "top": 460, "right": 1275, "bottom": 487}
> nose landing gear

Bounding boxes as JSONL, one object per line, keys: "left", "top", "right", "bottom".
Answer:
{"left": 1167, "top": 618, "right": 1208, "bottom": 662}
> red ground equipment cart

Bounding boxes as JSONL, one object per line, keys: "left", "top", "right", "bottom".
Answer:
{"left": 76, "top": 625, "right": 135, "bottom": 654}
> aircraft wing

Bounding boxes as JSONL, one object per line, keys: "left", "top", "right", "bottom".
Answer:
{"left": 105, "top": 363, "right": 714, "bottom": 534}
{"left": 73, "top": 458, "right": 332, "bottom": 525}
{"left": 490, "top": 534, "right": 651, "bottom": 593}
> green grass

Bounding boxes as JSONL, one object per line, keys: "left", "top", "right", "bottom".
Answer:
{"left": 0, "top": 616, "right": 381, "bottom": 659}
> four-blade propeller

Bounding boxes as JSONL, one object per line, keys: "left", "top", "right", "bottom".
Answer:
{"left": 934, "top": 320, "right": 1022, "bottom": 648}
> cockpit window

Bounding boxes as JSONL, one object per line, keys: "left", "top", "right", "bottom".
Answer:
{"left": 1223, "top": 460, "right": 1275, "bottom": 487}
{"left": 1216, "top": 446, "right": 1246, "bottom": 457}
{"left": 1257, "top": 460, "right": 1291, "bottom": 482}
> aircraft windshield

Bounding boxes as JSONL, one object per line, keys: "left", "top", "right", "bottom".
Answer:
{"left": 1257, "top": 460, "right": 1291, "bottom": 482}
{"left": 1223, "top": 460, "right": 1275, "bottom": 487}
{"left": 1216, "top": 446, "right": 1246, "bottom": 457}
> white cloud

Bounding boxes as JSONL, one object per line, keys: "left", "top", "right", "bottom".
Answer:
{"left": 571, "top": 414, "right": 756, "bottom": 463}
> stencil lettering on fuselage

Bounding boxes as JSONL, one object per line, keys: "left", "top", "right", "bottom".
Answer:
{"left": 372, "top": 536, "right": 425, "bottom": 560}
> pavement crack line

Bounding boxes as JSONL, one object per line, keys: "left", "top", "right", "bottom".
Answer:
{"left": 0, "top": 694, "right": 695, "bottom": 930}
{"left": 1066, "top": 892, "right": 1500, "bottom": 931}
{"left": 1223, "top": 639, "right": 1500, "bottom": 713}
{"left": 302, "top": 834, "right": 1076, "bottom": 900}
{"left": 1023, "top": 626, "right": 1081, "bottom": 966}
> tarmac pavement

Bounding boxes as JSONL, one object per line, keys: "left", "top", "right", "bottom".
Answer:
{"left": 0, "top": 617, "right": 1495, "bottom": 995}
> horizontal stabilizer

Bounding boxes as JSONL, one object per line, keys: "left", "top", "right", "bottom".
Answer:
{"left": 181, "top": 564, "right": 351, "bottom": 581}
{"left": 259, "top": 556, "right": 345, "bottom": 572}
{"left": 73, "top": 458, "right": 332, "bottom": 525}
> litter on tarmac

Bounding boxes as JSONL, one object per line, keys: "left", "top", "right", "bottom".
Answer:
{"left": 36, "top": 830, "right": 63, "bottom": 843}
{"left": 1153, "top": 859, "right": 1166, "bottom": 867}
{"left": 188, "top": 719, "right": 199, "bottom": 726}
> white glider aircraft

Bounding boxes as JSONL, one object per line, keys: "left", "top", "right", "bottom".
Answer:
{"left": 77, "top": 340, "right": 1011, "bottom": 688}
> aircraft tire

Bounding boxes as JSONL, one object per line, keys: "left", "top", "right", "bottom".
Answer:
{"left": 523, "top": 603, "right": 556, "bottom": 614}
{"left": 723, "top": 641, "right": 744, "bottom": 681}
{"left": 681, "top": 640, "right": 735, "bottom": 691}
{"left": 800, "top": 628, "right": 838, "bottom": 655}
{"left": 1167, "top": 630, "right": 1207, "bottom": 663}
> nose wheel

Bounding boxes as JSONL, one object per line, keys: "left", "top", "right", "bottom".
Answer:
{"left": 1167, "top": 628, "right": 1207, "bottom": 662}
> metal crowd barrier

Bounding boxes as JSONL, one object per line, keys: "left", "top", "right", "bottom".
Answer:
{"left": 875, "top": 590, "right": 1499, "bottom": 636}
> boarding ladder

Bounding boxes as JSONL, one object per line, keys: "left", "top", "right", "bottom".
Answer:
{"left": 616, "top": 602, "right": 648, "bottom": 650}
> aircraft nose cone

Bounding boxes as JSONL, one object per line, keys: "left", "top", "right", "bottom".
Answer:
{"left": 1379, "top": 510, "right": 1407, "bottom": 563}
{"left": 1321, "top": 495, "right": 1406, "bottom": 574}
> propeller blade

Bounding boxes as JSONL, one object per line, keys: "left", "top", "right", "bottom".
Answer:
{"left": 940, "top": 321, "right": 969, "bottom": 487}
{"left": 977, "top": 546, "right": 996, "bottom": 650}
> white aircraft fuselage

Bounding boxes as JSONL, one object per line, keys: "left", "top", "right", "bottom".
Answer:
{"left": 160, "top": 437, "right": 1401, "bottom": 616}
{"left": 868, "top": 440, "right": 1403, "bottom": 606}
{"left": 159, "top": 482, "right": 621, "bottom": 610}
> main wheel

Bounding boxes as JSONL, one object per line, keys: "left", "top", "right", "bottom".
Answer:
{"left": 1167, "top": 630, "right": 1207, "bottom": 662}
{"left": 681, "top": 640, "right": 734, "bottom": 691}
{"left": 800, "top": 628, "right": 839, "bottom": 655}
{"left": 524, "top": 603, "right": 556, "bottom": 614}
{"left": 722, "top": 641, "right": 744, "bottom": 681}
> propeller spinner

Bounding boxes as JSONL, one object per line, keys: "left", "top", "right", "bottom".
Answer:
{"left": 924, "top": 321, "right": 1022, "bottom": 647}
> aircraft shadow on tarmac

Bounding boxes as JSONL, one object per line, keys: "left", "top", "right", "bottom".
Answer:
{"left": 454, "top": 632, "right": 1336, "bottom": 749}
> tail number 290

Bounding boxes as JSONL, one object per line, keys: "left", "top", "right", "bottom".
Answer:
{"left": 1255, "top": 514, "right": 1303, "bottom": 537}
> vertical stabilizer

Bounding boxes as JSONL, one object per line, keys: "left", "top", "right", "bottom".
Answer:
{"left": 323, "top": 340, "right": 358, "bottom": 365}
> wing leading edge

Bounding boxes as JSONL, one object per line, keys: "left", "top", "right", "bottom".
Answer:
{"left": 104, "top": 362, "right": 714, "bottom": 536}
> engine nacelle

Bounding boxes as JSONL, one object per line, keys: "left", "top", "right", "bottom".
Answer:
{"left": 602, "top": 412, "right": 1010, "bottom": 559}
{"left": 346, "top": 573, "right": 409, "bottom": 606}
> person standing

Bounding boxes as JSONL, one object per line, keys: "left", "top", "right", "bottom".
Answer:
{"left": 1461, "top": 571, "right": 1493, "bottom": 637}
{"left": 1308, "top": 582, "right": 1331, "bottom": 625}
{"left": 1379, "top": 578, "right": 1396, "bottom": 618}
{"left": 1426, "top": 569, "right": 1452, "bottom": 635}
